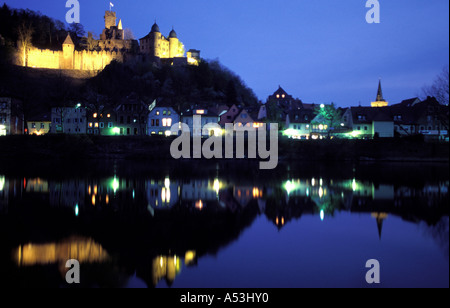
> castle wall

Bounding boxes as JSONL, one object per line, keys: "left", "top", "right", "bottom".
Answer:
{"left": 22, "top": 47, "right": 125, "bottom": 71}
{"left": 26, "top": 47, "right": 62, "bottom": 69}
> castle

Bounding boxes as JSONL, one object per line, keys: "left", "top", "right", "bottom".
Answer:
{"left": 19, "top": 11, "right": 200, "bottom": 71}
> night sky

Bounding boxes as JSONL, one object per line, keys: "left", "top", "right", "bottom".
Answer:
{"left": 3, "top": 0, "right": 449, "bottom": 107}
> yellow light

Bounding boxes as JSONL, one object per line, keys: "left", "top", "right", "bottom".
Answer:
{"left": 106, "top": 195, "right": 109, "bottom": 205}
{"left": 311, "top": 178, "right": 316, "bottom": 187}
{"left": 92, "top": 195, "right": 96, "bottom": 206}
{"left": 165, "top": 130, "right": 172, "bottom": 137}
{"left": 276, "top": 217, "right": 279, "bottom": 225}
{"left": 185, "top": 251, "right": 196, "bottom": 265}
{"left": 95, "top": 123, "right": 99, "bottom": 128}
{"left": 319, "top": 187, "right": 324, "bottom": 198}
{"left": 94, "top": 185, "right": 98, "bottom": 195}
{"left": 195, "top": 200, "right": 203, "bottom": 210}
{"left": 165, "top": 177, "right": 170, "bottom": 189}
{"left": 213, "top": 179, "right": 220, "bottom": 195}
{"left": 196, "top": 110, "right": 205, "bottom": 115}
{"left": 160, "top": 257, "right": 163, "bottom": 268}
{"left": 107, "top": 114, "right": 111, "bottom": 118}
{"left": 281, "top": 217, "right": 285, "bottom": 225}
{"left": 88, "top": 185, "right": 91, "bottom": 195}
{"left": 93, "top": 113, "right": 98, "bottom": 118}
{"left": 319, "top": 124, "right": 324, "bottom": 130}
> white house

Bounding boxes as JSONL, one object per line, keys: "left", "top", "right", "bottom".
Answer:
{"left": 50, "top": 106, "right": 87, "bottom": 134}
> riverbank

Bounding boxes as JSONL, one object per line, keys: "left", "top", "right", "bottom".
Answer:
{"left": 0, "top": 135, "right": 448, "bottom": 162}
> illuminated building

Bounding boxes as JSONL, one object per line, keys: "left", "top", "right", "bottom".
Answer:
{"left": 371, "top": 80, "right": 389, "bottom": 108}
{"left": 27, "top": 113, "right": 51, "bottom": 136}
{"left": 18, "top": 11, "right": 198, "bottom": 71}
{"left": 148, "top": 101, "right": 180, "bottom": 136}
{"left": 140, "top": 23, "right": 200, "bottom": 66}
{"left": 340, "top": 106, "right": 394, "bottom": 139}
{"left": 0, "top": 97, "right": 24, "bottom": 135}
{"left": 284, "top": 109, "right": 315, "bottom": 140}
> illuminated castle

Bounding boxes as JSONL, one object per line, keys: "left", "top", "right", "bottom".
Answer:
{"left": 139, "top": 22, "right": 200, "bottom": 66}
{"left": 19, "top": 11, "right": 199, "bottom": 71}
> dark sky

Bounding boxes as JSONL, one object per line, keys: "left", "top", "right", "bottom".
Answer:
{"left": 4, "top": 0, "right": 449, "bottom": 107}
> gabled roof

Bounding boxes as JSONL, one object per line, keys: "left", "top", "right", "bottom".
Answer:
{"left": 349, "top": 106, "right": 392, "bottom": 124}
{"left": 287, "top": 108, "right": 316, "bottom": 124}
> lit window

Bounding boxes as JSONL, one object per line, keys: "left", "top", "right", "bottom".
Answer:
{"left": 95, "top": 123, "right": 99, "bottom": 128}
{"left": 282, "top": 94, "right": 286, "bottom": 98}
{"left": 162, "top": 118, "right": 167, "bottom": 127}
{"left": 156, "top": 111, "right": 160, "bottom": 116}
{"left": 107, "top": 114, "right": 111, "bottom": 118}
{"left": 167, "top": 118, "right": 172, "bottom": 127}
{"left": 89, "top": 122, "right": 93, "bottom": 128}
{"left": 196, "top": 110, "right": 205, "bottom": 115}
{"left": 276, "top": 95, "right": 280, "bottom": 99}
{"left": 93, "top": 113, "right": 98, "bottom": 118}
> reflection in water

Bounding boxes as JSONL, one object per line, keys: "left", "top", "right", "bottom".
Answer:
{"left": 0, "top": 163, "right": 448, "bottom": 288}
{"left": 14, "top": 237, "right": 109, "bottom": 266}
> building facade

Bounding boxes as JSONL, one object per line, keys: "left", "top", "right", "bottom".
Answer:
{"left": 50, "top": 106, "right": 87, "bottom": 134}
{"left": 0, "top": 97, "right": 24, "bottom": 136}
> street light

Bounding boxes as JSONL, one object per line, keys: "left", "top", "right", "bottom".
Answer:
{"left": 320, "top": 104, "right": 325, "bottom": 109}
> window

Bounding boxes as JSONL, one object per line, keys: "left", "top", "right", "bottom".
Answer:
{"left": 357, "top": 126, "right": 361, "bottom": 131}
{"left": 156, "top": 119, "right": 160, "bottom": 126}
{"left": 163, "top": 110, "right": 167, "bottom": 115}
{"left": 120, "top": 116, "right": 124, "bottom": 124}
{"left": 93, "top": 113, "right": 98, "bottom": 118}
{"left": 31, "top": 123, "right": 36, "bottom": 129}
{"left": 100, "top": 122, "right": 104, "bottom": 128}
{"left": 241, "top": 114, "right": 247, "bottom": 119}
{"left": 89, "top": 122, "right": 93, "bottom": 128}
{"left": 156, "top": 111, "right": 160, "bottom": 116}
{"left": 364, "top": 126, "right": 368, "bottom": 131}
{"left": 293, "top": 125, "right": 297, "bottom": 130}
{"left": 67, "top": 119, "right": 71, "bottom": 123}
{"left": 79, "top": 119, "right": 83, "bottom": 123}
{"left": 394, "top": 115, "right": 403, "bottom": 121}
{"left": 41, "top": 123, "right": 45, "bottom": 129}
{"left": 108, "top": 122, "right": 113, "bottom": 128}
{"left": 107, "top": 114, "right": 111, "bottom": 118}
{"left": 95, "top": 123, "right": 99, "bottom": 128}
{"left": 127, "top": 116, "right": 131, "bottom": 124}
{"left": 74, "top": 118, "right": 78, "bottom": 123}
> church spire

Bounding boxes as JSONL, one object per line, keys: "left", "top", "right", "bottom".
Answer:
{"left": 376, "top": 79, "right": 385, "bottom": 102}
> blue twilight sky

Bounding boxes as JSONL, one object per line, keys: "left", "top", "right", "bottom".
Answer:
{"left": 3, "top": 0, "right": 449, "bottom": 107}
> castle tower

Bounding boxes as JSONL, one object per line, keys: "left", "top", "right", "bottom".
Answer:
{"left": 62, "top": 34, "right": 74, "bottom": 69}
{"left": 169, "top": 29, "right": 179, "bottom": 58}
{"left": 105, "top": 11, "right": 117, "bottom": 29}
{"left": 371, "top": 80, "right": 389, "bottom": 107}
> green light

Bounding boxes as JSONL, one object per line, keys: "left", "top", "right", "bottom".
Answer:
{"left": 111, "top": 177, "right": 120, "bottom": 193}
{"left": 320, "top": 209, "right": 324, "bottom": 221}
{"left": 113, "top": 127, "right": 120, "bottom": 135}
{"left": 283, "top": 180, "right": 300, "bottom": 195}
{"left": 75, "top": 204, "right": 79, "bottom": 217}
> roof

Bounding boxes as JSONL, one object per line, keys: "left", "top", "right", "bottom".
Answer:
{"left": 287, "top": 109, "right": 316, "bottom": 124}
{"left": 63, "top": 33, "right": 74, "bottom": 45}
{"left": 349, "top": 107, "right": 392, "bottom": 124}
{"left": 169, "top": 29, "right": 177, "bottom": 38}
{"left": 375, "top": 80, "right": 385, "bottom": 102}
{"left": 151, "top": 23, "right": 160, "bottom": 33}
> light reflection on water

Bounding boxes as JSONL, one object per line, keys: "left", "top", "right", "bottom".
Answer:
{"left": 0, "top": 162, "right": 448, "bottom": 288}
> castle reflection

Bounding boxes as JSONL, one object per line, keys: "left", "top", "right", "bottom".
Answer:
{"left": 0, "top": 164, "right": 448, "bottom": 288}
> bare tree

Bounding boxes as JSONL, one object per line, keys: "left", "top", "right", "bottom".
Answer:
{"left": 124, "top": 28, "right": 135, "bottom": 40}
{"left": 17, "top": 22, "right": 34, "bottom": 66}
{"left": 423, "top": 66, "right": 449, "bottom": 106}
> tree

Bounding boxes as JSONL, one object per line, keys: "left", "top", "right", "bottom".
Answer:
{"left": 81, "top": 31, "right": 96, "bottom": 51}
{"left": 312, "top": 103, "right": 343, "bottom": 138}
{"left": 422, "top": 66, "right": 449, "bottom": 106}
{"left": 124, "top": 28, "right": 134, "bottom": 40}
{"left": 16, "top": 22, "right": 34, "bottom": 66}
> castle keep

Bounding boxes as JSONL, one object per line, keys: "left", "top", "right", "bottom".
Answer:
{"left": 20, "top": 11, "right": 200, "bottom": 71}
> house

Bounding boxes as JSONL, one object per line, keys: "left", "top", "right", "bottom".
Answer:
{"left": 342, "top": 107, "right": 394, "bottom": 138}
{"left": 86, "top": 107, "right": 117, "bottom": 135}
{"left": 148, "top": 101, "right": 180, "bottom": 136}
{"left": 0, "top": 97, "right": 24, "bottom": 136}
{"left": 219, "top": 104, "right": 240, "bottom": 126}
{"left": 284, "top": 109, "right": 316, "bottom": 139}
{"left": 27, "top": 113, "right": 51, "bottom": 135}
{"left": 234, "top": 109, "right": 255, "bottom": 128}
{"left": 114, "top": 94, "right": 149, "bottom": 136}
{"left": 390, "top": 97, "right": 448, "bottom": 140}
{"left": 50, "top": 105, "right": 87, "bottom": 134}
{"left": 181, "top": 108, "right": 221, "bottom": 137}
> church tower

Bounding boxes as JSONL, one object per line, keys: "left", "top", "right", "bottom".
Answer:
{"left": 169, "top": 29, "right": 179, "bottom": 58}
{"left": 371, "top": 80, "right": 389, "bottom": 107}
